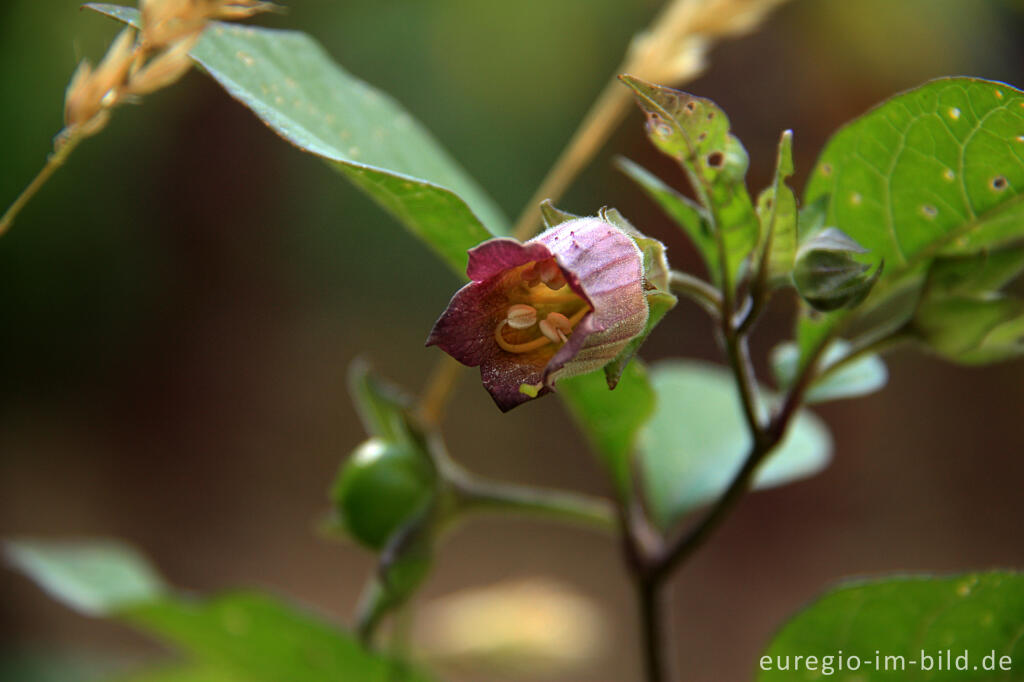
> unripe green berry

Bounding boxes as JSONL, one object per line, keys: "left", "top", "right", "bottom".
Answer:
{"left": 331, "top": 437, "right": 434, "bottom": 550}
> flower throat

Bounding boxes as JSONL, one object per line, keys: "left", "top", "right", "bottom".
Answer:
{"left": 494, "top": 258, "right": 591, "bottom": 354}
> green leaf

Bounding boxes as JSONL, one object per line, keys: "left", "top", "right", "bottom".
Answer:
{"left": 804, "top": 77, "right": 1024, "bottom": 308}
{"left": 620, "top": 76, "right": 760, "bottom": 287}
{"left": 638, "top": 361, "right": 831, "bottom": 528}
{"left": 913, "top": 295, "right": 1024, "bottom": 364}
{"left": 615, "top": 157, "right": 719, "bottom": 283}
{"left": 923, "top": 245, "right": 1024, "bottom": 297}
{"left": 759, "top": 572, "right": 1024, "bottom": 682}
{"left": 559, "top": 362, "right": 656, "bottom": 498}
{"left": 755, "top": 130, "right": 798, "bottom": 284}
{"left": 772, "top": 340, "right": 888, "bottom": 404}
{"left": 11, "top": 539, "right": 433, "bottom": 681}
{"left": 87, "top": 4, "right": 507, "bottom": 276}
{"left": 910, "top": 245, "right": 1024, "bottom": 364}
{"left": 113, "top": 666, "right": 239, "bottom": 682}
{"left": 5, "top": 540, "right": 167, "bottom": 616}
{"left": 124, "top": 592, "right": 434, "bottom": 682}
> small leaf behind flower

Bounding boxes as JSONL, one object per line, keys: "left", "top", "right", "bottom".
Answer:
{"left": 560, "top": 362, "right": 656, "bottom": 499}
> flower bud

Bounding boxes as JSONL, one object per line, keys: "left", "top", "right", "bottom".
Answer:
{"left": 793, "top": 227, "right": 882, "bottom": 312}
{"left": 426, "top": 217, "right": 649, "bottom": 411}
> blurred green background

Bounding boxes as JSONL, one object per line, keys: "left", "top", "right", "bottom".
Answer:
{"left": 2, "top": 1, "right": 1023, "bottom": 681}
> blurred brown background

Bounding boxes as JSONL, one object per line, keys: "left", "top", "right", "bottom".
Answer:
{"left": 2, "top": 1, "right": 1023, "bottom": 681}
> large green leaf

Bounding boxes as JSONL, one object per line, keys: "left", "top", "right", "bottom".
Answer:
{"left": 910, "top": 245, "right": 1024, "bottom": 364}
{"left": 4, "top": 540, "right": 167, "bottom": 616}
{"left": 113, "top": 666, "right": 238, "bottom": 682}
{"left": 759, "top": 572, "right": 1024, "bottom": 681}
{"left": 560, "top": 362, "right": 656, "bottom": 499}
{"left": 638, "top": 361, "right": 831, "bottom": 528}
{"left": 124, "top": 592, "right": 433, "bottom": 682}
{"left": 9, "top": 540, "right": 434, "bottom": 682}
{"left": 621, "top": 76, "right": 760, "bottom": 289}
{"left": 804, "top": 77, "right": 1024, "bottom": 305}
{"left": 87, "top": 4, "right": 507, "bottom": 276}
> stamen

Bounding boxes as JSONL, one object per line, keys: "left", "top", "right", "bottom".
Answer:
{"left": 506, "top": 304, "right": 538, "bottom": 329}
{"left": 494, "top": 305, "right": 591, "bottom": 354}
{"left": 521, "top": 263, "right": 542, "bottom": 287}
{"left": 538, "top": 260, "right": 567, "bottom": 289}
{"left": 539, "top": 312, "right": 571, "bottom": 344}
{"left": 494, "top": 321, "right": 552, "bottom": 354}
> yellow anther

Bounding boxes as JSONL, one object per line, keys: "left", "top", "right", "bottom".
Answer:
{"left": 539, "top": 312, "right": 572, "bottom": 344}
{"left": 506, "top": 304, "right": 538, "bottom": 330}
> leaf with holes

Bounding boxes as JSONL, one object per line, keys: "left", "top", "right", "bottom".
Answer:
{"left": 621, "top": 76, "right": 759, "bottom": 289}
{"left": 87, "top": 3, "right": 507, "bottom": 276}
{"left": 638, "top": 361, "right": 831, "bottom": 528}
{"left": 759, "top": 572, "right": 1024, "bottom": 682}
{"left": 804, "top": 77, "right": 1024, "bottom": 309}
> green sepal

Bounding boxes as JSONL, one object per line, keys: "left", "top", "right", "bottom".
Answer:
{"left": 539, "top": 199, "right": 581, "bottom": 228}
{"left": 596, "top": 207, "right": 678, "bottom": 386}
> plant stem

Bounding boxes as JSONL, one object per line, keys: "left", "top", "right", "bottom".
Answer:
{"left": 451, "top": 472, "right": 618, "bottom": 532}
{"left": 0, "top": 133, "right": 81, "bottom": 238}
{"left": 723, "top": 329, "right": 766, "bottom": 441}
{"left": 668, "top": 269, "right": 722, "bottom": 319}
{"left": 653, "top": 324, "right": 833, "bottom": 580}
{"left": 415, "top": 355, "right": 463, "bottom": 428}
{"left": 635, "top": 574, "right": 669, "bottom": 682}
{"left": 815, "top": 326, "right": 912, "bottom": 385}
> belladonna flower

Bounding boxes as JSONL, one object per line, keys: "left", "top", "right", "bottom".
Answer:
{"left": 427, "top": 217, "right": 649, "bottom": 411}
